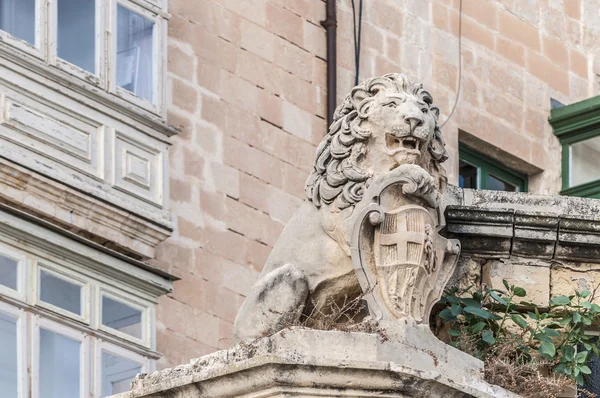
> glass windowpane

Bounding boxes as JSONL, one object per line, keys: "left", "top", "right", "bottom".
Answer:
{"left": 39, "top": 270, "right": 82, "bottom": 316}
{"left": 0, "top": 254, "right": 18, "bottom": 291}
{"left": 488, "top": 174, "right": 518, "bottom": 192}
{"left": 39, "top": 328, "right": 81, "bottom": 398}
{"left": 0, "top": 312, "right": 18, "bottom": 398}
{"left": 101, "top": 351, "right": 141, "bottom": 396}
{"left": 117, "top": 6, "right": 154, "bottom": 102}
{"left": 57, "top": 0, "right": 95, "bottom": 73}
{"left": 102, "top": 296, "right": 142, "bottom": 339}
{"left": 570, "top": 136, "right": 600, "bottom": 187}
{"left": 0, "top": 0, "right": 35, "bottom": 45}
{"left": 459, "top": 161, "right": 478, "bottom": 189}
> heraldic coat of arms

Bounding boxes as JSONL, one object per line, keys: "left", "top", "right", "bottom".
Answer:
{"left": 351, "top": 171, "right": 461, "bottom": 323}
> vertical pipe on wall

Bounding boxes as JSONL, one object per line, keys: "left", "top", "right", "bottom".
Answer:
{"left": 321, "top": 0, "right": 337, "bottom": 129}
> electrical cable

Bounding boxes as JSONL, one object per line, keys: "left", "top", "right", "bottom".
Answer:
{"left": 351, "top": 0, "right": 363, "bottom": 86}
{"left": 441, "top": 0, "right": 463, "bottom": 128}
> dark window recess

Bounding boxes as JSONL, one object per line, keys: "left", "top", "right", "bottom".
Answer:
{"left": 458, "top": 145, "right": 527, "bottom": 192}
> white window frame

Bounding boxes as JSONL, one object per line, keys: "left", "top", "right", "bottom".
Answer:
{"left": 0, "top": 245, "right": 27, "bottom": 301}
{"left": 0, "top": 0, "right": 46, "bottom": 58}
{"left": 32, "top": 316, "right": 91, "bottom": 398}
{"left": 99, "top": 288, "right": 150, "bottom": 348}
{"left": 94, "top": 339, "right": 151, "bottom": 397}
{"left": 108, "top": 0, "right": 165, "bottom": 115}
{"left": 0, "top": 0, "right": 168, "bottom": 115}
{"left": 48, "top": 0, "right": 106, "bottom": 88}
{"left": 0, "top": 300, "right": 28, "bottom": 398}
{"left": 34, "top": 263, "right": 90, "bottom": 324}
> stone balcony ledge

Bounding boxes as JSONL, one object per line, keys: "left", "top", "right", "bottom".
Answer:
{"left": 444, "top": 187, "right": 600, "bottom": 262}
{"left": 112, "top": 325, "right": 517, "bottom": 398}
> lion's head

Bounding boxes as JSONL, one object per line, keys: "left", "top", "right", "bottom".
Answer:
{"left": 306, "top": 73, "right": 449, "bottom": 211}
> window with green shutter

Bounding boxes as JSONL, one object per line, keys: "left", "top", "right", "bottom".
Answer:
{"left": 550, "top": 96, "right": 600, "bottom": 199}
{"left": 458, "top": 144, "right": 528, "bottom": 192}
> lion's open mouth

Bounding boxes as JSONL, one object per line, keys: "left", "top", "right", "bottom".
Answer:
{"left": 386, "top": 134, "right": 422, "bottom": 154}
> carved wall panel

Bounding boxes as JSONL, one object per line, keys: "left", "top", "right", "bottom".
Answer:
{"left": 113, "top": 131, "right": 164, "bottom": 207}
{"left": 0, "top": 74, "right": 170, "bottom": 230}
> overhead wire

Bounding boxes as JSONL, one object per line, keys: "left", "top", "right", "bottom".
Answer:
{"left": 351, "top": 0, "right": 363, "bottom": 86}
{"left": 440, "top": 0, "right": 463, "bottom": 128}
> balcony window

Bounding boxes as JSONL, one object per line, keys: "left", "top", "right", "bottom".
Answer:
{"left": 38, "top": 268, "right": 85, "bottom": 318}
{"left": 117, "top": 5, "right": 155, "bottom": 102}
{"left": 0, "top": 309, "right": 18, "bottom": 398}
{"left": 0, "top": 0, "right": 166, "bottom": 113}
{"left": 550, "top": 96, "right": 600, "bottom": 199}
{"left": 459, "top": 145, "right": 527, "bottom": 192}
{"left": 57, "top": 0, "right": 96, "bottom": 73}
{"left": 39, "top": 326, "right": 82, "bottom": 398}
{"left": 0, "top": 0, "right": 35, "bottom": 45}
{"left": 101, "top": 349, "right": 143, "bottom": 396}
{"left": 0, "top": 254, "right": 18, "bottom": 291}
{"left": 0, "top": 239, "right": 158, "bottom": 398}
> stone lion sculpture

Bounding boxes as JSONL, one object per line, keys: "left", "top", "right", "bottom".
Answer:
{"left": 233, "top": 73, "right": 454, "bottom": 342}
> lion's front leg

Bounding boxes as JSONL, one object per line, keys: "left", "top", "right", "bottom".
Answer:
{"left": 232, "top": 264, "right": 309, "bottom": 343}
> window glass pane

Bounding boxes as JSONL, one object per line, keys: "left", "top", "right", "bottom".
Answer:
{"left": 570, "top": 136, "right": 600, "bottom": 187}
{"left": 117, "top": 6, "right": 154, "bottom": 102}
{"left": 57, "top": 0, "right": 95, "bottom": 73}
{"left": 39, "top": 328, "right": 81, "bottom": 398}
{"left": 101, "top": 351, "right": 141, "bottom": 396}
{"left": 0, "top": 0, "right": 35, "bottom": 45}
{"left": 0, "top": 312, "right": 18, "bottom": 398}
{"left": 459, "top": 160, "right": 478, "bottom": 189}
{"left": 0, "top": 254, "right": 18, "bottom": 291}
{"left": 39, "top": 270, "right": 82, "bottom": 315}
{"left": 488, "top": 174, "right": 518, "bottom": 192}
{"left": 102, "top": 296, "right": 142, "bottom": 339}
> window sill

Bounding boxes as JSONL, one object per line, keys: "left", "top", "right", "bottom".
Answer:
{"left": 0, "top": 40, "right": 179, "bottom": 139}
{"left": 561, "top": 180, "right": 600, "bottom": 199}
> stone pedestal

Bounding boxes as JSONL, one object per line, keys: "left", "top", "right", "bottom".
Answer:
{"left": 112, "top": 323, "right": 517, "bottom": 398}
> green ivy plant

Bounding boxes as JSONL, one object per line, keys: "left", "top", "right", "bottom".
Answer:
{"left": 438, "top": 281, "right": 600, "bottom": 386}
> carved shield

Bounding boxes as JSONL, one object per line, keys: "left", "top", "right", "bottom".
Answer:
{"left": 374, "top": 205, "right": 447, "bottom": 321}
{"left": 350, "top": 176, "right": 460, "bottom": 324}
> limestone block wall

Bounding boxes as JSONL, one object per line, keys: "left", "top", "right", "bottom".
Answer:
{"left": 155, "top": 0, "right": 600, "bottom": 369}
{"left": 334, "top": 0, "right": 598, "bottom": 193}
{"left": 446, "top": 188, "right": 600, "bottom": 314}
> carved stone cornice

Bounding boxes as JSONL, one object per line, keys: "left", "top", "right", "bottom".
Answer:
{"left": 0, "top": 158, "right": 171, "bottom": 260}
{"left": 445, "top": 205, "right": 600, "bottom": 263}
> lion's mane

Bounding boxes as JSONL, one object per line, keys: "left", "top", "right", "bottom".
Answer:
{"left": 305, "top": 73, "right": 449, "bottom": 210}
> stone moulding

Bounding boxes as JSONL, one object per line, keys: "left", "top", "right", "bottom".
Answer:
{"left": 112, "top": 327, "right": 517, "bottom": 398}
{"left": 0, "top": 158, "right": 172, "bottom": 259}
{"left": 445, "top": 205, "right": 600, "bottom": 263}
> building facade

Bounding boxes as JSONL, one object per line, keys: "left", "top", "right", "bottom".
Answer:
{"left": 161, "top": 0, "right": 600, "bottom": 366}
{"left": 1, "top": 0, "right": 600, "bottom": 396}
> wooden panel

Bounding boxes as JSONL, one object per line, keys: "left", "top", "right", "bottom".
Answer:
{"left": 113, "top": 130, "right": 164, "bottom": 206}
{"left": 0, "top": 92, "right": 103, "bottom": 179}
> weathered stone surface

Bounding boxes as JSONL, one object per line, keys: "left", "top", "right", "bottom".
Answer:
{"left": 482, "top": 259, "right": 551, "bottom": 306}
{"left": 445, "top": 190, "right": 600, "bottom": 263}
{"left": 447, "top": 256, "right": 483, "bottom": 292}
{"left": 551, "top": 265, "right": 600, "bottom": 304}
{"left": 233, "top": 74, "right": 460, "bottom": 342}
{"left": 112, "top": 326, "right": 517, "bottom": 398}
{"left": 233, "top": 264, "right": 309, "bottom": 342}
{"left": 445, "top": 206, "right": 513, "bottom": 257}
{"left": 556, "top": 217, "right": 600, "bottom": 262}
{"left": 512, "top": 211, "right": 558, "bottom": 259}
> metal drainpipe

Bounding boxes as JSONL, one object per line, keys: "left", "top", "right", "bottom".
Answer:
{"left": 321, "top": 0, "right": 337, "bottom": 129}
